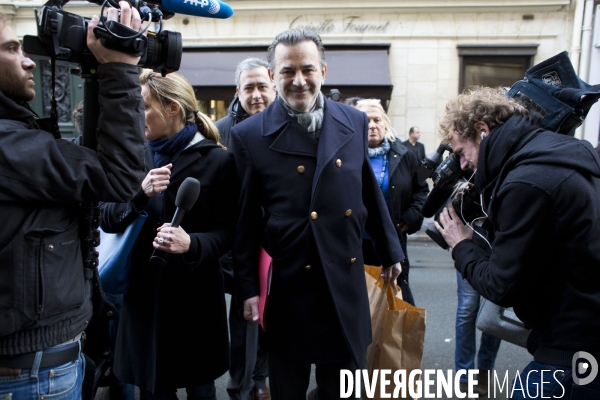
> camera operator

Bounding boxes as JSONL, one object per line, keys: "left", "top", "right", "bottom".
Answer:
{"left": 435, "top": 86, "right": 600, "bottom": 398}
{"left": 0, "top": 3, "right": 146, "bottom": 398}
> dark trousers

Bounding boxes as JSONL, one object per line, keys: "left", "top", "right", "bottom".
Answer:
{"left": 268, "top": 352, "right": 364, "bottom": 400}
{"left": 141, "top": 382, "right": 216, "bottom": 400}
{"left": 104, "top": 293, "right": 135, "bottom": 400}
{"left": 227, "top": 295, "right": 269, "bottom": 400}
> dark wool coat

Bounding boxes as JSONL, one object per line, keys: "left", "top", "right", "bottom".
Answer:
{"left": 230, "top": 98, "right": 405, "bottom": 365}
{"left": 452, "top": 115, "right": 600, "bottom": 364}
{"left": 101, "top": 137, "right": 237, "bottom": 393}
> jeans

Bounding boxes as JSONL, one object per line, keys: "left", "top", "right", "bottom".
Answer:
{"left": 0, "top": 339, "right": 85, "bottom": 399}
{"left": 511, "top": 361, "right": 600, "bottom": 399}
{"left": 141, "top": 382, "right": 216, "bottom": 400}
{"left": 455, "top": 271, "right": 501, "bottom": 381}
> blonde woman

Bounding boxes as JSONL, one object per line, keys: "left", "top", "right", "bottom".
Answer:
{"left": 101, "top": 70, "right": 237, "bottom": 399}
{"left": 356, "top": 99, "right": 429, "bottom": 306}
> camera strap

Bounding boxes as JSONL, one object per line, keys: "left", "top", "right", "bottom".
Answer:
{"left": 36, "top": 54, "right": 61, "bottom": 139}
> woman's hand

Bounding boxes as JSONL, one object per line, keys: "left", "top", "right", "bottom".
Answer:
{"left": 142, "top": 164, "right": 172, "bottom": 198}
{"left": 153, "top": 223, "right": 191, "bottom": 254}
{"left": 434, "top": 206, "right": 473, "bottom": 249}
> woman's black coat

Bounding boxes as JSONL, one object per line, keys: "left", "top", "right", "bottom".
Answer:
{"left": 387, "top": 140, "right": 429, "bottom": 244}
{"left": 363, "top": 140, "right": 429, "bottom": 304}
{"left": 101, "top": 136, "right": 237, "bottom": 393}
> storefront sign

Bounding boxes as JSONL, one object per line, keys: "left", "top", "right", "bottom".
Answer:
{"left": 290, "top": 15, "right": 390, "bottom": 34}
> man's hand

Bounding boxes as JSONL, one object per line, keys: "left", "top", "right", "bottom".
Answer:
{"left": 87, "top": 1, "right": 145, "bottom": 65}
{"left": 381, "top": 262, "right": 402, "bottom": 282}
{"left": 434, "top": 206, "right": 473, "bottom": 249}
{"left": 243, "top": 296, "right": 260, "bottom": 324}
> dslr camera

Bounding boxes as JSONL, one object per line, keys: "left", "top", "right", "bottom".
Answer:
{"left": 23, "top": 0, "right": 183, "bottom": 76}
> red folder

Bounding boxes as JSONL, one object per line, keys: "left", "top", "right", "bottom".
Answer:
{"left": 258, "top": 247, "right": 272, "bottom": 331}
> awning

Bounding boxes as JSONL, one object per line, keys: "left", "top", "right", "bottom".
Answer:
{"left": 179, "top": 48, "right": 393, "bottom": 101}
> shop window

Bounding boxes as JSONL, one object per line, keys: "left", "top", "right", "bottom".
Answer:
{"left": 197, "top": 99, "right": 231, "bottom": 121}
{"left": 458, "top": 45, "right": 538, "bottom": 93}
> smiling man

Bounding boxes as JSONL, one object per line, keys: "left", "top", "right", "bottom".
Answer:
{"left": 216, "top": 57, "right": 276, "bottom": 149}
{"left": 230, "top": 28, "right": 404, "bottom": 400}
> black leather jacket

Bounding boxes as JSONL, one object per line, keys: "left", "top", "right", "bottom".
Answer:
{"left": 0, "top": 64, "right": 145, "bottom": 356}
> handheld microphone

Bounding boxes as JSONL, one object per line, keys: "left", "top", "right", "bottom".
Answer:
{"left": 149, "top": 177, "right": 201, "bottom": 267}
{"left": 156, "top": 0, "right": 234, "bottom": 19}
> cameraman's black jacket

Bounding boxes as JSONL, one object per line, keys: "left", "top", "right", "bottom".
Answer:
{"left": 0, "top": 64, "right": 145, "bottom": 356}
{"left": 452, "top": 115, "right": 600, "bottom": 366}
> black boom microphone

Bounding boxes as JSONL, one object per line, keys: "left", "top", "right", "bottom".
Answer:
{"left": 149, "top": 177, "right": 200, "bottom": 267}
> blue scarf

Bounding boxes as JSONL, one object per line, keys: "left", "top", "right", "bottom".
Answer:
{"left": 368, "top": 138, "right": 390, "bottom": 158}
{"left": 147, "top": 122, "right": 197, "bottom": 168}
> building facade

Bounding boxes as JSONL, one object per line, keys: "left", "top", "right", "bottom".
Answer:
{"left": 3, "top": 0, "right": 599, "bottom": 149}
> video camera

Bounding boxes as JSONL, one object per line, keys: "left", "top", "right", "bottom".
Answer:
{"left": 417, "top": 144, "right": 478, "bottom": 249}
{"left": 23, "top": 0, "right": 183, "bottom": 76}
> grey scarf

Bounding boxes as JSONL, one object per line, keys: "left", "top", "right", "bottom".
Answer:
{"left": 279, "top": 92, "right": 324, "bottom": 139}
{"left": 368, "top": 138, "right": 390, "bottom": 158}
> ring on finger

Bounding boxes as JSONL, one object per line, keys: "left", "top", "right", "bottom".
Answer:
{"left": 158, "top": 237, "right": 164, "bottom": 245}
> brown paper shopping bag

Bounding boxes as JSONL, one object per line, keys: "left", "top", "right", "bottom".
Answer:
{"left": 364, "top": 265, "right": 426, "bottom": 399}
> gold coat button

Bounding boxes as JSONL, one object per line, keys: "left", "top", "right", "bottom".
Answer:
{"left": 311, "top": 211, "right": 318, "bottom": 220}
{"left": 336, "top": 159, "right": 342, "bottom": 167}
{"left": 350, "top": 257, "right": 357, "bottom": 263}
{"left": 297, "top": 165, "right": 305, "bottom": 173}
{"left": 305, "top": 265, "right": 312, "bottom": 270}
{"left": 345, "top": 209, "right": 352, "bottom": 217}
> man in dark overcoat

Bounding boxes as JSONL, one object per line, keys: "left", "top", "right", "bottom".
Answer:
{"left": 230, "top": 28, "right": 404, "bottom": 400}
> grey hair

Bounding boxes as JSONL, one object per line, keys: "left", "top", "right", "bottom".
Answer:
{"left": 266, "top": 28, "right": 327, "bottom": 72}
{"left": 234, "top": 57, "right": 270, "bottom": 88}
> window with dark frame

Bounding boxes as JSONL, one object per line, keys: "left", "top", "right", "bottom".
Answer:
{"left": 457, "top": 45, "right": 538, "bottom": 93}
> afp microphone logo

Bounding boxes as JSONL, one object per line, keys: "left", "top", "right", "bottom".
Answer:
{"left": 572, "top": 351, "right": 598, "bottom": 386}
{"left": 161, "top": 0, "right": 234, "bottom": 19}
{"left": 183, "top": 0, "right": 219, "bottom": 14}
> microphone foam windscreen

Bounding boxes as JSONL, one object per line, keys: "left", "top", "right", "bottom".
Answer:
{"left": 175, "top": 177, "right": 201, "bottom": 210}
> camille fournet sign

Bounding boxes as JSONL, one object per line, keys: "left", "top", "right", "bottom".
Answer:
{"left": 289, "top": 15, "right": 390, "bottom": 34}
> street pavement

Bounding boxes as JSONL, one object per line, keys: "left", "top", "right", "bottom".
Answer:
{"left": 96, "top": 233, "right": 532, "bottom": 400}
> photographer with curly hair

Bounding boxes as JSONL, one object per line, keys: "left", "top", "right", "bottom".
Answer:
{"left": 435, "top": 86, "right": 600, "bottom": 399}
